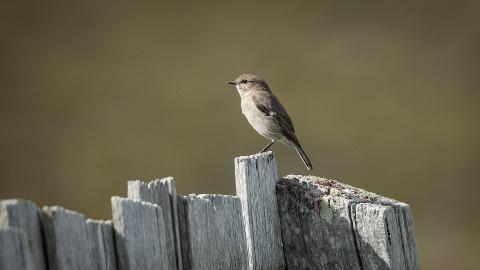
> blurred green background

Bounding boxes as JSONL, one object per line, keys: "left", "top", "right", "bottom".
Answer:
{"left": 1, "top": 1, "right": 479, "bottom": 269}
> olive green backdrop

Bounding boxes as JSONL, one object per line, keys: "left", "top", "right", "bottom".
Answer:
{"left": 1, "top": 1, "right": 479, "bottom": 269}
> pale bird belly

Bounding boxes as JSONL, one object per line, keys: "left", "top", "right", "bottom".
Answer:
{"left": 241, "top": 98, "right": 282, "bottom": 140}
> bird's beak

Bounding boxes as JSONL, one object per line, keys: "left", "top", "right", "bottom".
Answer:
{"left": 226, "top": 81, "right": 236, "bottom": 85}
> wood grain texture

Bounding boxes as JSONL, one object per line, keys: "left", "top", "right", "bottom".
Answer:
{"left": 41, "top": 206, "right": 95, "bottom": 270}
{"left": 87, "top": 219, "right": 118, "bottom": 270}
{"left": 0, "top": 199, "right": 46, "bottom": 270}
{"left": 111, "top": 197, "right": 169, "bottom": 270}
{"left": 0, "top": 228, "right": 34, "bottom": 270}
{"left": 234, "top": 152, "right": 285, "bottom": 270}
{"left": 276, "top": 175, "right": 420, "bottom": 270}
{"left": 127, "top": 177, "right": 181, "bottom": 270}
{"left": 178, "top": 194, "right": 248, "bottom": 270}
{"left": 0, "top": 155, "right": 421, "bottom": 270}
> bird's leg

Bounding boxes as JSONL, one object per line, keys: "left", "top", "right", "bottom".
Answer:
{"left": 259, "top": 140, "right": 276, "bottom": 153}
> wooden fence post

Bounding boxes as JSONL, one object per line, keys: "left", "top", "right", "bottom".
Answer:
{"left": 127, "top": 177, "right": 181, "bottom": 270}
{"left": 234, "top": 152, "right": 286, "bottom": 270}
{"left": 86, "top": 219, "right": 117, "bottom": 270}
{"left": 0, "top": 228, "right": 34, "bottom": 270}
{"left": 276, "top": 175, "right": 420, "bottom": 270}
{"left": 0, "top": 199, "right": 46, "bottom": 270}
{"left": 111, "top": 197, "right": 169, "bottom": 270}
{"left": 177, "top": 194, "right": 248, "bottom": 270}
{"left": 41, "top": 206, "right": 95, "bottom": 270}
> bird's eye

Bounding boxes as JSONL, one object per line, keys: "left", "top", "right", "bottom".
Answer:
{"left": 240, "top": 79, "right": 248, "bottom": 84}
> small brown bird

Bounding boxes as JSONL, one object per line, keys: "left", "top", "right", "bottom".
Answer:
{"left": 227, "top": 74, "right": 313, "bottom": 170}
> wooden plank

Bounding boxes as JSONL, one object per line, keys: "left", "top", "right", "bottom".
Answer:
{"left": 0, "top": 228, "right": 34, "bottom": 270}
{"left": 0, "top": 199, "right": 47, "bottom": 270}
{"left": 204, "top": 195, "right": 248, "bottom": 270}
{"left": 234, "top": 152, "right": 285, "bottom": 270}
{"left": 111, "top": 197, "right": 169, "bottom": 270}
{"left": 86, "top": 219, "right": 118, "bottom": 270}
{"left": 41, "top": 206, "right": 95, "bottom": 270}
{"left": 276, "top": 175, "right": 420, "bottom": 270}
{"left": 177, "top": 194, "right": 248, "bottom": 270}
{"left": 127, "top": 177, "right": 181, "bottom": 270}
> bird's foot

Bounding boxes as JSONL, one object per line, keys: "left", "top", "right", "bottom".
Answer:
{"left": 258, "top": 140, "right": 276, "bottom": 153}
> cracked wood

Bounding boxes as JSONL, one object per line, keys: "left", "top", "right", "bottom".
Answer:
{"left": 276, "top": 175, "right": 420, "bottom": 270}
{"left": 235, "top": 152, "right": 286, "bottom": 270}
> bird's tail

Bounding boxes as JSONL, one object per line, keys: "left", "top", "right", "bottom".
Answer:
{"left": 293, "top": 144, "right": 313, "bottom": 171}
{"left": 284, "top": 133, "right": 314, "bottom": 170}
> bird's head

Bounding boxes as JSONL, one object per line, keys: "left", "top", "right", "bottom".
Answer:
{"left": 226, "top": 74, "right": 270, "bottom": 96}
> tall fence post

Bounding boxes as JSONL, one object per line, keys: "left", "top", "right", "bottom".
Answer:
{"left": 234, "top": 152, "right": 286, "bottom": 270}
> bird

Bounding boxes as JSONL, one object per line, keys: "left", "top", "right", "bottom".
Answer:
{"left": 227, "top": 74, "right": 313, "bottom": 170}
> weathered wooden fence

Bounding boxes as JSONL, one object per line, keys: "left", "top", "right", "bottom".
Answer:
{"left": 0, "top": 152, "right": 420, "bottom": 270}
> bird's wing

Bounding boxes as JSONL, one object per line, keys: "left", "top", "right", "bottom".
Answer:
{"left": 252, "top": 93, "right": 295, "bottom": 134}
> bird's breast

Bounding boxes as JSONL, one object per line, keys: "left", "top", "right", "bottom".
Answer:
{"left": 240, "top": 96, "right": 281, "bottom": 140}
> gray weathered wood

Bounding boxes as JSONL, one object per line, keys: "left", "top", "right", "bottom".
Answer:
{"left": 87, "top": 219, "right": 118, "bottom": 270}
{"left": 0, "top": 199, "right": 47, "bottom": 270}
{"left": 177, "top": 194, "right": 248, "bottom": 270}
{"left": 0, "top": 228, "right": 34, "bottom": 270}
{"left": 111, "top": 197, "right": 169, "bottom": 270}
{"left": 234, "top": 152, "right": 285, "bottom": 270}
{"left": 276, "top": 175, "right": 420, "bottom": 270}
{"left": 0, "top": 154, "right": 421, "bottom": 270}
{"left": 41, "top": 206, "right": 95, "bottom": 270}
{"left": 127, "top": 177, "right": 181, "bottom": 270}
